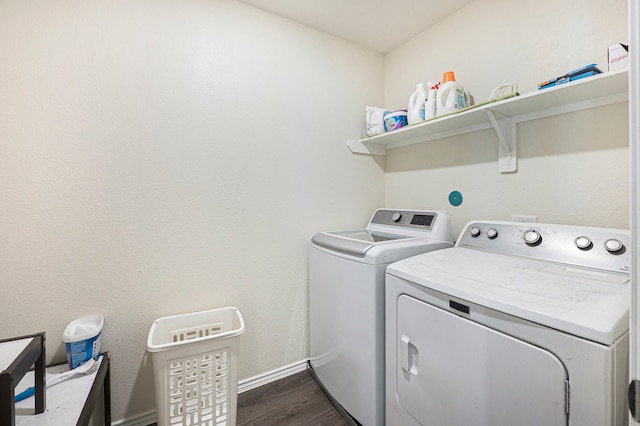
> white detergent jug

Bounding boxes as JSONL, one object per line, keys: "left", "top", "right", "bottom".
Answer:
{"left": 407, "top": 83, "right": 427, "bottom": 125}
{"left": 365, "top": 106, "right": 389, "bottom": 136}
{"left": 436, "top": 71, "right": 472, "bottom": 116}
{"left": 424, "top": 81, "right": 439, "bottom": 119}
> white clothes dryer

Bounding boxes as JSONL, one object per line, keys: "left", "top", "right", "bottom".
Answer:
{"left": 309, "top": 209, "right": 453, "bottom": 425}
{"left": 385, "top": 220, "right": 630, "bottom": 426}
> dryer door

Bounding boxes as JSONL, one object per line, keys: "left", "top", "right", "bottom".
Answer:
{"left": 396, "top": 295, "right": 569, "bottom": 426}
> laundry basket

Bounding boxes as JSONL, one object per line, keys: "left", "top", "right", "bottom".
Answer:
{"left": 147, "top": 307, "right": 245, "bottom": 426}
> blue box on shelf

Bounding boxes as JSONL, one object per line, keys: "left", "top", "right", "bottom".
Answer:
{"left": 538, "top": 64, "right": 603, "bottom": 90}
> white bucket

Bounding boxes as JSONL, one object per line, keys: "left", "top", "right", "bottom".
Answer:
{"left": 384, "top": 110, "right": 408, "bottom": 131}
{"left": 63, "top": 315, "right": 104, "bottom": 369}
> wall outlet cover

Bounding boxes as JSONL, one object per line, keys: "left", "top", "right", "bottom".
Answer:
{"left": 512, "top": 215, "right": 538, "bottom": 223}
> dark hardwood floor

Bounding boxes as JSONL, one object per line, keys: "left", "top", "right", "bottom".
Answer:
{"left": 147, "top": 369, "right": 352, "bottom": 426}
{"left": 237, "top": 369, "right": 350, "bottom": 426}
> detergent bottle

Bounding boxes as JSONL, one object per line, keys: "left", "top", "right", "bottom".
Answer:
{"left": 436, "top": 71, "right": 470, "bottom": 116}
{"left": 407, "top": 83, "right": 427, "bottom": 125}
{"left": 424, "top": 81, "right": 439, "bottom": 119}
{"left": 365, "top": 106, "right": 389, "bottom": 136}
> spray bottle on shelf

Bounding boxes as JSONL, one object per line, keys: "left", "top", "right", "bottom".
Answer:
{"left": 424, "top": 81, "right": 439, "bottom": 119}
{"left": 407, "top": 83, "right": 427, "bottom": 125}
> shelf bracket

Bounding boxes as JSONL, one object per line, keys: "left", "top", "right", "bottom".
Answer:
{"left": 346, "top": 138, "right": 387, "bottom": 156}
{"left": 486, "top": 110, "right": 517, "bottom": 173}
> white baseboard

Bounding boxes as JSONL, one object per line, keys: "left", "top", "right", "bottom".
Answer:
{"left": 238, "top": 358, "right": 309, "bottom": 393}
{"left": 113, "top": 359, "right": 310, "bottom": 426}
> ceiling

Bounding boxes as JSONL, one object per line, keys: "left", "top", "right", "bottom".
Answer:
{"left": 237, "top": 0, "right": 476, "bottom": 54}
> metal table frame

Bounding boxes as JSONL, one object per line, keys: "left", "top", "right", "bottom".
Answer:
{"left": 0, "top": 332, "right": 111, "bottom": 426}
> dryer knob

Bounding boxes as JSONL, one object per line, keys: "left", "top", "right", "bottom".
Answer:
{"left": 391, "top": 212, "right": 402, "bottom": 222}
{"left": 470, "top": 227, "right": 481, "bottom": 237}
{"left": 487, "top": 228, "right": 498, "bottom": 239}
{"left": 524, "top": 230, "right": 542, "bottom": 246}
{"left": 575, "top": 236, "right": 593, "bottom": 250}
{"left": 604, "top": 238, "right": 624, "bottom": 254}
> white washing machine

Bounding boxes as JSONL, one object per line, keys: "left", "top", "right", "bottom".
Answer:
{"left": 309, "top": 209, "right": 453, "bottom": 425}
{"left": 386, "top": 220, "right": 630, "bottom": 426}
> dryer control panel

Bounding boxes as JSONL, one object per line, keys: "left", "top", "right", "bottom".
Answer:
{"left": 457, "top": 220, "right": 630, "bottom": 273}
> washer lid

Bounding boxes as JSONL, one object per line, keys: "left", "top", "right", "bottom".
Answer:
{"left": 387, "top": 248, "right": 630, "bottom": 345}
{"left": 311, "top": 230, "right": 409, "bottom": 257}
{"left": 328, "top": 229, "right": 409, "bottom": 243}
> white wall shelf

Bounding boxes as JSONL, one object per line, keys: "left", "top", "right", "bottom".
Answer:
{"left": 348, "top": 68, "right": 629, "bottom": 173}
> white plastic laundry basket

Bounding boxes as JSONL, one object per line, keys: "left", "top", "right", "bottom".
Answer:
{"left": 147, "top": 307, "right": 245, "bottom": 426}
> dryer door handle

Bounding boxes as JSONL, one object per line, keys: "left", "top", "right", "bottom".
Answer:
{"left": 401, "top": 335, "right": 419, "bottom": 375}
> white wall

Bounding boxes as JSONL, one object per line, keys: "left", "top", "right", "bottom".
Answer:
{"left": 384, "top": 0, "right": 629, "bottom": 236}
{"left": 0, "top": 0, "right": 384, "bottom": 422}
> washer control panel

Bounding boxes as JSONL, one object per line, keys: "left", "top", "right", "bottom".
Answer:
{"left": 370, "top": 209, "right": 438, "bottom": 230}
{"left": 458, "top": 221, "right": 630, "bottom": 273}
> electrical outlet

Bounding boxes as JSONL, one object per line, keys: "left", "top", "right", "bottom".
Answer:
{"left": 512, "top": 215, "right": 538, "bottom": 223}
